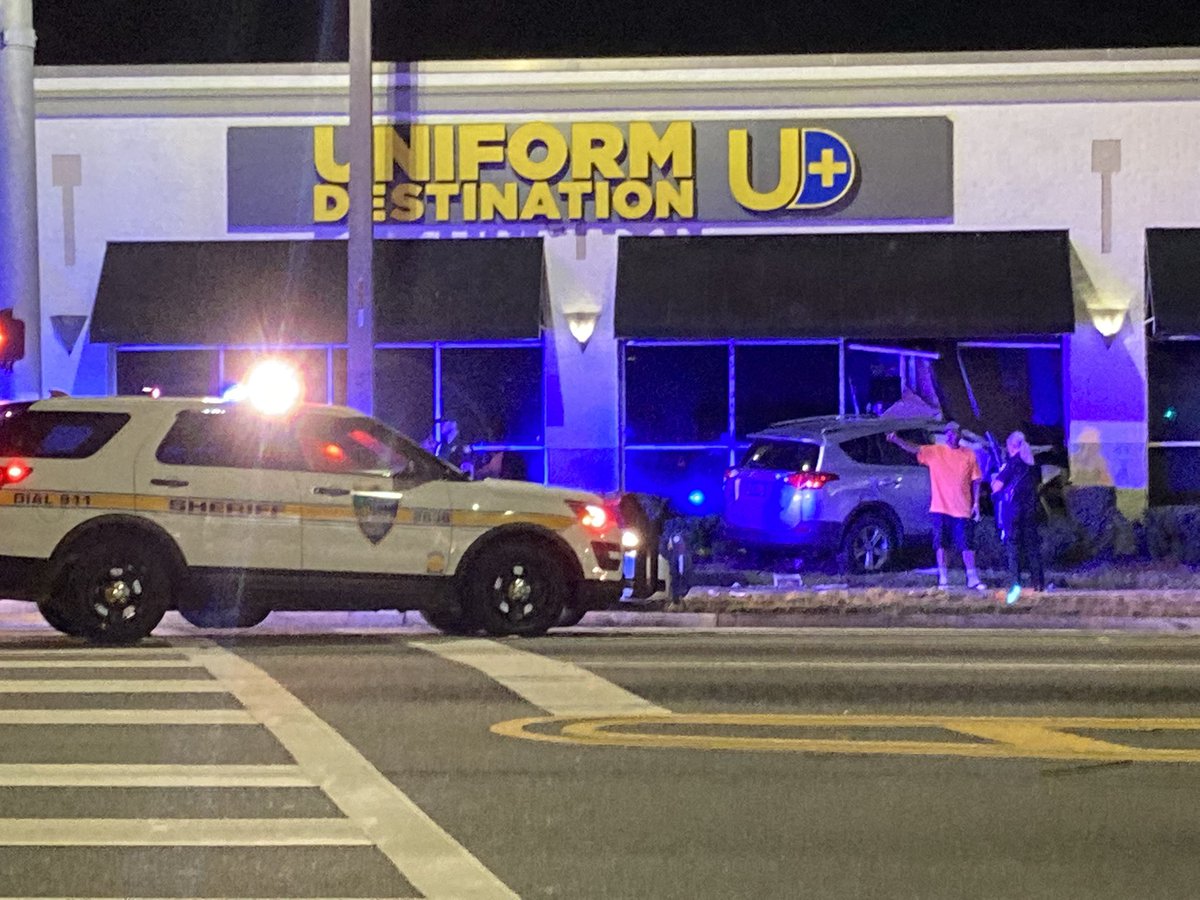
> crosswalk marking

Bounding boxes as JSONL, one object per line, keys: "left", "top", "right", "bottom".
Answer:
{"left": 0, "top": 658, "right": 201, "bottom": 669}
{"left": 0, "top": 708, "right": 256, "bottom": 725}
{"left": 413, "top": 637, "right": 671, "bottom": 717}
{"left": 0, "top": 636, "right": 515, "bottom": 899}
{"left": 0, "top": 762, "right": 313, "bottom": 788}
{"left": 0, "top": 817, "right": 371, "bottom": 846}
{"left": 0, "top": 678, "right": 224, "bottom": 693}
{"left": 0, "top": 648, "right": 189, "bottom": 659}
{"left": 181, "top": 641, "right": 519, "bottom": 900}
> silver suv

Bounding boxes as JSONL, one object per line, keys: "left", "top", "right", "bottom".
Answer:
{"left": 722, "top": 416, "right": 980, "bottom": 573}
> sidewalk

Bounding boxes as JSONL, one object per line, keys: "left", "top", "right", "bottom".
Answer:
{"left": 601, "top": 580, "right": 1200, "bottom": 631}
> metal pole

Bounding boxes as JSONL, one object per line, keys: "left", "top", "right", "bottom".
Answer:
{"left": 0, "top": 0, "right": 41, "bottom": 399}
{"left": 346, "top": 0, "right": 374, "bottom": 413}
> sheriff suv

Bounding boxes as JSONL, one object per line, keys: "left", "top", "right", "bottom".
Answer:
{"left": 0, "top": 394, "right": 629, "bottom": 643}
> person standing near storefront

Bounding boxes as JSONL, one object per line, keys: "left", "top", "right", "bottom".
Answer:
{"left": 991, "top": 431, "right": 1044, "bottom": 604}
{"left": 887, "top": 422, "right": 987, "bottom": 590}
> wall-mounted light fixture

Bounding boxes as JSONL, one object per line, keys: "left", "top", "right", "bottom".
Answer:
{"left": 561, "top": 297, "right": 602, "bottom": 348}
{"left": 1087, "top": 292, "right": 1131, "bottom": 343}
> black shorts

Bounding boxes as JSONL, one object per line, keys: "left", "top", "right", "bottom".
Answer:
{"left": 931, "top": 513, "right": 975, "bottom": 552}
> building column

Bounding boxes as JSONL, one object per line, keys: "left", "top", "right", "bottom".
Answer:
{"left": 1066, "top": 239, "right": 1148, "bottom": 516}
{"left": 0, "top": 0, "right": 41, "bottom": 399}
{"left": 542, "top": 231, "right": 620, "bottom": 492}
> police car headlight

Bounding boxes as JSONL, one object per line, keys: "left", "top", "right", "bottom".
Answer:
{"left": 621, "top": 529, "right": 640, "bottom": 550}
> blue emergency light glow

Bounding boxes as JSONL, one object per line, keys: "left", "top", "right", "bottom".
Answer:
{"left": 688, "top": 490, "right": 705, "bottom": 506}
{"left": 1164, "top": 406, "right": 1178, "bottom": 422}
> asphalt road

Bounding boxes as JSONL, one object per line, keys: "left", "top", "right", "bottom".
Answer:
{"left": 2, "top": 616, "right": 1200, "bottom": 899}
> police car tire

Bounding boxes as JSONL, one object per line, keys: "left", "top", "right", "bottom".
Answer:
{"left": 465, "top": 537, "right": 567, "bottom": 637}
{"left": 556, "top": 606, "right": 587, "bottom": 628}
{"left": 37, "top": 599, "right": 85, "bottom": 637}
{"left": 59, "top": 534, "right": 171, "bottom": 644}
{"left": 420, "top": 607, "right": 480, "bottom": 636}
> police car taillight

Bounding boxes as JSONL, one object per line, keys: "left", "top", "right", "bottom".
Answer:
{"left": 1, "top": 460, "right": 31, "bottom": 486}
{"left": 567, "top": 500, "right": 613, "bottom": 534}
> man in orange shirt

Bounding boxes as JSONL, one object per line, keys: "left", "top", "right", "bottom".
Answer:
{"left": 887, "top": 422, "right": 986, "bottom": 590}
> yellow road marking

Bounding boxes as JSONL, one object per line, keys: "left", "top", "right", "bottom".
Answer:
{"left": 491, "top": 713, "right": 1200, "bottom": 763}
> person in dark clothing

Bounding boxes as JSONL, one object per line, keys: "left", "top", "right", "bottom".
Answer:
{"left": 990, "top": 430, "right": 1045, "bottom": 604}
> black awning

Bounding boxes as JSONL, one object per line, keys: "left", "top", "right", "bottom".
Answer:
{"left": 373, "top": 238, "right": 543, "bottom": 342}
{"left": 615, "top": 231, "right": 1074, "bottom": 340}
{"left": 91, "top": 238, "right": 544, "bottom": 346}
{"left": 1147, "top": 228, "right": 1200, "bottom": 337}
{"left": 91, "top": 241, "right": 348, "bottom": 345}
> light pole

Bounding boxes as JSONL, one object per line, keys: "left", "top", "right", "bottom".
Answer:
{"left": 0, "top": 0, "right": 41, "bottom": 399}
{"left": 346, "top": 0, "right": 374, "bottom": 413}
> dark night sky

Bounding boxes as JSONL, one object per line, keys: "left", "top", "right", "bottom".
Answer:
{"left": 32, "top": 0, "right": 1200, "bottom": 66}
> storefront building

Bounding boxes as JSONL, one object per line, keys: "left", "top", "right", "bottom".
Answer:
{"left": 17, "top": 49, "right": 1200, "bottom": 513}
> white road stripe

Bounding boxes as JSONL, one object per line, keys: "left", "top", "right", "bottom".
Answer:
{"left": 570, "top": 659, "right": 1200, "bottom": 672}
{"left": 0, "top": 679, "right": 224, "bottom": 693}
{"left": 0, "top": 763, "right": 314, "bottom": 788}
{"left": 0, "top": 658, "right": 200, "bottom": 669}
{"left": 413, "top": 638, "right": 671, "bottom": 717}
{"left": 0, "top": 818, "right": 370, "bottom": 846}
{"left": 180, "top": 641, "right": 518, "bottom": 900}
{"left": 0, "top": 708, "right": 256, "bottom": 725}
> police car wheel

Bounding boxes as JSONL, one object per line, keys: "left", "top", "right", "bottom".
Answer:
{"left": 420, "top": 607, "right": 479, "bottom": 636}
{"left": 60, "top": 535, "right": 171, "bottom": 644}
{"left": 466, "top": 538, "right": 566, "bottom": 637}
{"left": 37, "top": 598, "right": 85, "bottom": 637}
{"left": 556, "top": 606, "right": 587, "bottom": 628}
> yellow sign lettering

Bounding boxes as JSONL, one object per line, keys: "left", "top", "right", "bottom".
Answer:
{"left": 313, "top": 183, "right": 350, "bottom": 222}
{"left": 479, "top": 182, "right": 519, "bottom": 220}
{"left": 611, "top": 181, "right": 654, "bottom": 220}
{"left": 571, "top": 123, "right": 626, "bottom": 180}
{"left": 389, "top": 183, "right": 424, "bottom": 222}
{"left": 313, "top": 126, "right": 349, "bottom": 183}
{"left": 458, "top": 123, "right": 508, "bottom": 182}
{"left": 509, "top": 123, "right": 569, "bottom": 182}
{"left": 727, "top": 128, "right": 800, "bottom": 212}
{"left": 628, "top": 121, "right": 693, "bottom": 179}
{"left": 519, "top": 181, "right": 563, "bottom": 221}
{"left": 654, "top": 179, "right": 694, "bottom": 219}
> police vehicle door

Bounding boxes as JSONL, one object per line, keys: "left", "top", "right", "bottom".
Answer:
{"left": 294, "top": 413, "right": 452, "bottom": 576}
{"left": 135, "top": 408, "right": 303, "bottom": 569}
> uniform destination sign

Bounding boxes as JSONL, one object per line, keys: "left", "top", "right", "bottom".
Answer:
{"left": 226, "top": 117, "right": 952, "bottom": 229}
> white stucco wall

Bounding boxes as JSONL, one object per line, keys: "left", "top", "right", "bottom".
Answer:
{"left": 27, "top": 53, "right": 1200, "bottom": 505}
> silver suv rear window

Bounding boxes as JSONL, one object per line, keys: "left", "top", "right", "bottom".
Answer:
{"left": 740, "top": 440, "right": 821, "bottom": 472}
{"left": 0, "top": 407, "right": 131, "bottom": 459}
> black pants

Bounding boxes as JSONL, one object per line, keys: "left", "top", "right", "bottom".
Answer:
{"left": 1005, "top": 516, "right": 1044, "bottom": 590}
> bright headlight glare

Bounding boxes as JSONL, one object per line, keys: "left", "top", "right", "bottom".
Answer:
{"left": 621, "top": 529, "right": 640, "bottom": 549}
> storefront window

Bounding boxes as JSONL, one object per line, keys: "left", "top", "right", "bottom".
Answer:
{"left": 624, "top": 448, "right": 730, "bottom": 515}
{"left": 441, "top": 345, "right": 543, "bottom": 446}
{"left": 116, "top": 350, "right": 219, "bottom": 397}
{"left": 624, "top": 344, "right": 728, "bottom": 444}
{"left": 735, "top": 344, "right": 839, "bottom": 438}
{"left": 1148, "top": 341, "right": 1200, "bottom": 505}
{"left": 374, "top": 349, "right": 435, "bottom": 442}
{"left": 957, "top": 344, "right": 1064, "bottom": 444}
